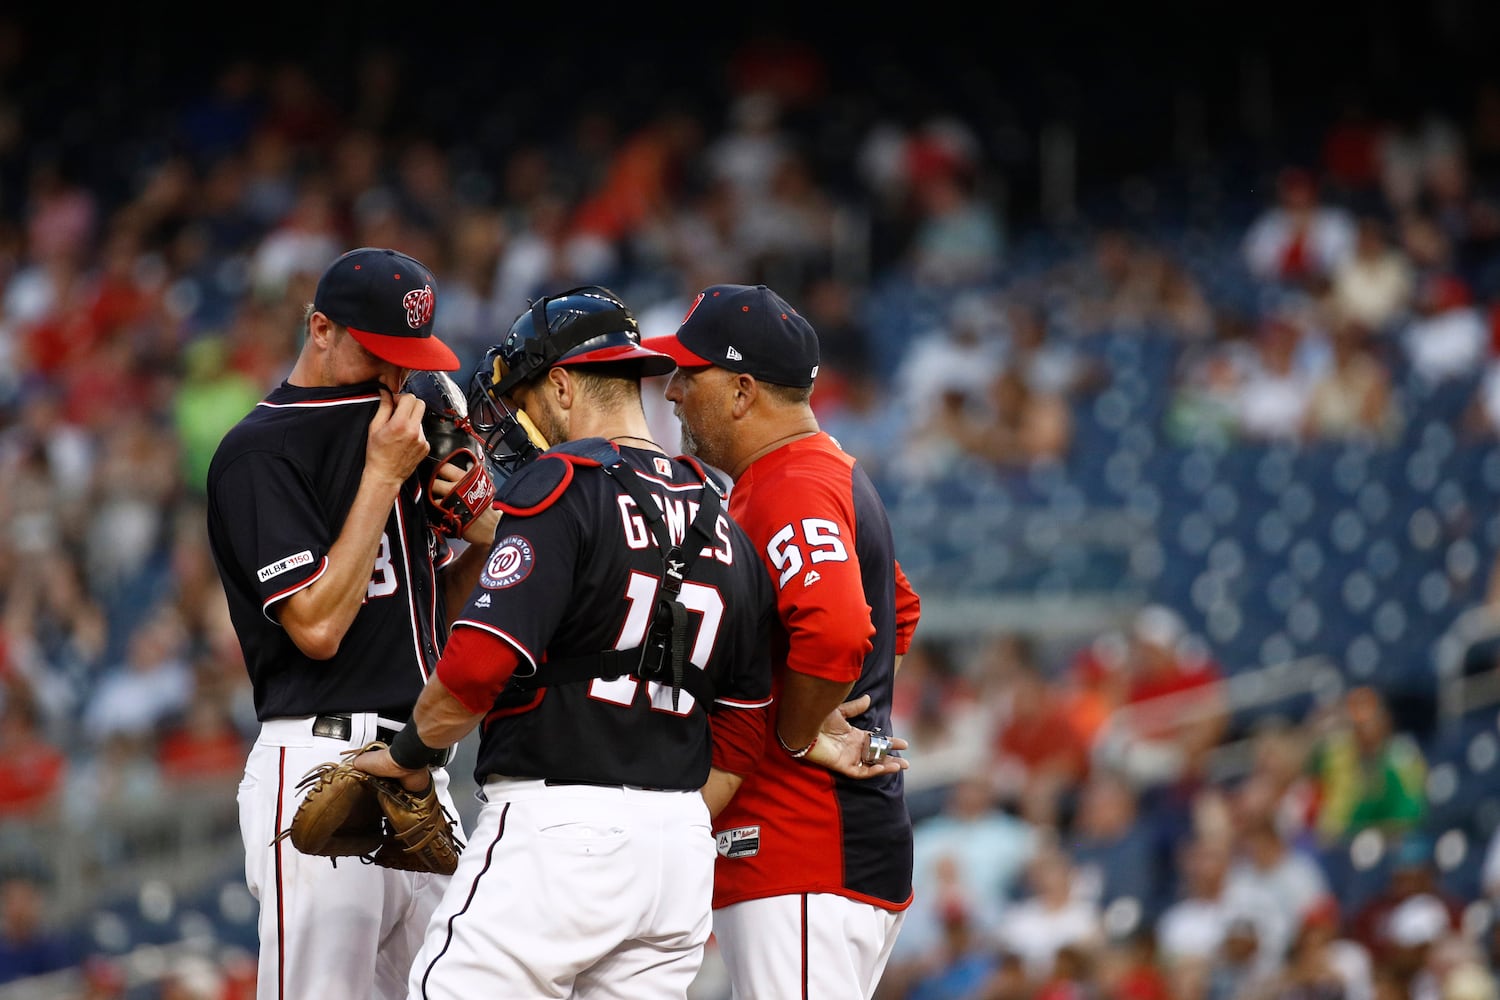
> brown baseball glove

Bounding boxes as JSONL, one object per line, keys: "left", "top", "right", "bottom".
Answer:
{"left": 274, "top": 742, "right": 463, "bottom": 875}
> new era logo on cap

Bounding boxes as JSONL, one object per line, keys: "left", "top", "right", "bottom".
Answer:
{"left": 642, "top": 284, "right": 821, "bottom": 388}
{"left": 314, "top": 247, "right": 460, "bottom": 372}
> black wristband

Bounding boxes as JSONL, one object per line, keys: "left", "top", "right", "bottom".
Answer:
{"left": 388, "top": 717, "right": 449, "bottom": 770}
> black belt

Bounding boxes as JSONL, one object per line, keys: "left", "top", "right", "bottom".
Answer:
{"left": 313, "top": 713, "right": 455, "bottom": 767}
{"left": 313, "top": 713, "right": 401, "bottom": 745}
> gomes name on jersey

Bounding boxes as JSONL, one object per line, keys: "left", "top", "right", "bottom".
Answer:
{"left": 616, "top": 493, "right": 734, "bottom": 565}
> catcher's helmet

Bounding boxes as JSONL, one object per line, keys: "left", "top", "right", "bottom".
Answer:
{"left": 467, "top": 286, "right": 675, "bottom": 465}
{"left": 476, "top": 285, "right": 676, "bottom": 401}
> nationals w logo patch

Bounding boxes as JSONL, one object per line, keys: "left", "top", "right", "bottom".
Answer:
{"left": 480, "top": 535, "right": 534, "bottom": 589}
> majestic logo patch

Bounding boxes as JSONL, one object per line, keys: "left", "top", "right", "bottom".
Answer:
{"left": 258, "top": 550, "right": 314, "bottom": 583}
{"left": 480, "top": 535, "right": 534, "bottom": 589}
{"left": 474, "top": 593, "right": 492, "bottom": 608}
{"left": 404, "top": 284, "right": 435, "bottom": 329}
{"left": 803, "top": 569, "right": 821, "bottom": 586}
{"left": 715, "top": 826, "right": 761, "bottom": 859}
{"left": 653, "top": 457, "right": 672, "bottom": 477}
{"left": 726, "top": 346, "right": 743, "bottom": 361}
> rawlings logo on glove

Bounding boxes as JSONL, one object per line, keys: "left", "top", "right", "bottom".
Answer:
{"left": 274, "top": 741, "right": 463, "bottom": 875}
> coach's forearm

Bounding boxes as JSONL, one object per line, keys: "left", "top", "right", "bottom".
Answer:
{"left": 281, "top": 470, "right": 404, "bottom": 659}
{"left": 775, "top": 671, "right": 854, "bottom": 753}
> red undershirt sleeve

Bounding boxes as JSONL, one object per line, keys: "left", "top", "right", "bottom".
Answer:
{"left": 434, "top": 625, "right": 523, "bottom": 714}
{"left": 709, "top": 702, "right": 770, "bottom": 777}
{"left": 893, "top": 559, "right": 922, "bottom": 655}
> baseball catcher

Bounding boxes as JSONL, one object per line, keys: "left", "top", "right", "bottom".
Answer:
{"left": 275, "top": 741, "right": 463, "bottom": 875}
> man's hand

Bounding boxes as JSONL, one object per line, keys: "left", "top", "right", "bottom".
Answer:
{"left": 430, "top": 459, "right": 501, "bottom": 545}
{"left": 350, "top": 744, "right": 433, "bottom": 793}
{"left": 367, "top": 391, "right": 431, "bottom": 486}
{"left": 802, "top": 694, "right": 909, "bottom": 779}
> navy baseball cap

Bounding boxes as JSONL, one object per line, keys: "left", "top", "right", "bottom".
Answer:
{"left": 314, "top": 247, "right": 460, "bottom": 371}
{"left": 644, "top": 284, "right": 820, "bottom": 387}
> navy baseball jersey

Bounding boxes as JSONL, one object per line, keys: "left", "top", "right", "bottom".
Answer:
{"left": 206, "top": 381, "right": 453, "bottom": 720}
{"left": 446, "top": 443, "right": 774, "bottom": 790}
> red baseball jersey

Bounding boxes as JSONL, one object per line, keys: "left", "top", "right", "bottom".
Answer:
{"left": 711, "top": 432, "right": 921, "bottom": 911}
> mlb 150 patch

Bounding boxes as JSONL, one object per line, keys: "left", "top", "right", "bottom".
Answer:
{"left": 258, "top": 550, "right": 314, "bottom": 582}
{"left": 480, "top": 535, "right": 535, "bottom": 589}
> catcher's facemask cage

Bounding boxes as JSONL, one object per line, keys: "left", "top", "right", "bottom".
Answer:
{"left": 403, "top": 370, "right": 502, "bottom": 484}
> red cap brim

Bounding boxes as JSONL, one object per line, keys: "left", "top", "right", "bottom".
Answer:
{"left": 563, "top": 342, "right": 678, "bottom": 377}
{"left": 641, "top": 334, "right": 713, "bottom": 368}
{"left": 349, "top": 326, "right": 461, "bottom": 371}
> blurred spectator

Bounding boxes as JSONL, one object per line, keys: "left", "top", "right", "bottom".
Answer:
{"left": 1301, "top": 317, "right": 1400, "bottom": 443}
{"left": 965, "top": 366, "right": 1074, "bottom": 470}
{"left": 0, "top": 695, "right": 66, "bottom": 818}
{"left": 705, "top": 91, "right": 792, "bottom": 212}
{"left": 1233, "top": 314, "right": 1318, "bottom": 443}
{"left": 816, "top": 361, "right": 907, "bottom": 482}
{"left": 886, "top": 901, "right": 1008, "bottom": 1000}
{"left": 79, "top": 603, "right": 193, "bottom": 746}
{"left": 84, "top": 413, "right": 181, "bottom": 598}
{"left": 160, "top": 953, "right": 226, "bottom": 1000}
{"left": 1065, "top": 229, "right": 1214, "bottom": 338}
{"left": 0, "top": 874, "right": 73, "bottom": 983}
{"left": 1297, "top": 898, "right": 1376, "bottom": 1000}
{"left": 1005, "top": 300, "right": 1107, "bottom": 399}
{"left": 1328, "top": 216, "right": 1415, "bottom": 334}
{"left": 894, "top": 291, "right": 1006, "bottom": 425}
{"left": 906, "top": 159, "right": 1005, "bottom": 286}
{"left": 1223, "top": 816, "right": 1332, "bottom": 969}
{"left": 1094, "top": 932, "right": 1173, "bottom": 1000}
{"left": 2, "top": 554, "right": 105, "bottom": 726}
{"left": 1400, "top": 273, "right": 1488, "bottom": 385}
{"left": 1263, "top": 917, "right": 1353, "bottom": 1000}
{"left": 992, "top": 648, "right": 1091, "bottom": 826}
{"left": 800, "top": 270, "right": 877, "bottom": 391}
{"left": 1307, "top": 686, "right": 1427, "bottom": 845}
{"left": 1155, "top": 834, "right": 1284, "bottom": 981}
{"left": 896, "top": 773, "right": 1041, "bottom": 969}
{"left": 1235, "top": 720, "right": 1320, "bottom": 849}
{"left": 1242, "top": 167, "right": 1356, "bottom": 290}
{"left": 1204, "top": 916, "right": 1274, "bottom": 1000}
{"left": 890, "top": 639, "right": 993, "bottom": 821}
{"left": 994, "top": 842, "right": 1105, "bottom": 987}
{"left": 170, "top": 335, "right": 264, "bottom": 496}
{"left": 156, "top": 673, "right": 249, "bottom": 786}
{"left": 1347, "top": 836, "right": 1463, "bottom": 968}
{"left": 1165, "top": 336, "right": 1249, "bottom": 447}
{"left": 1067, "top": 768, "right": 1162, "bottom": 919}
{"left": 1095, "top": 605, "right": 1228, "bottom": 790}
{"left": 735, "top": 146, "right": 835, "bottom": 286}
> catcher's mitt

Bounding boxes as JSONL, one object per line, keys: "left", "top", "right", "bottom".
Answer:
{"left": 405, "top": 370, "right": 497, "bottom": 539}
{"left": 274, "top": 742, "right": 463, "bottom": 875}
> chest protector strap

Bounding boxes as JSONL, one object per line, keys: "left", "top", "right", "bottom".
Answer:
{"left": 510, "top": 445, "right": 724, "bottom": 710}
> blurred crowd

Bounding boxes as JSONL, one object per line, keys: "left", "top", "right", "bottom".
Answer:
{"left": 0, "top": 17, "right": 1497, "bottom": 1000}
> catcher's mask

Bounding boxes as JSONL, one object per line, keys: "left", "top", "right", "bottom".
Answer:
{"left": 401, "top": 370, "right": 514, "bottom": 497}
{"left": 467, "top": 286, "right": 675, "bottom": 462}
